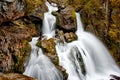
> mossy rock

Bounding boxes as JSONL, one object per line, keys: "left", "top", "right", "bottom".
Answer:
{"left": 37, "top": 38, "right": 56, "bottom": 55}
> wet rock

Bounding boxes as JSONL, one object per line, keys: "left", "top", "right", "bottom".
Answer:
{"left": 37, "top": 38, "right": 56, "bottom": 55}
{"left": 110, "top": 75, "right": 120, "bottom": 80}
{"left": 64, "top": 32, "right": 77, "bottom": 42}
{"left": 54, "top": 6, "right": 77, "bottom": 32}
{"left": 0, "top": 73, "right": 36, "bottom": 80}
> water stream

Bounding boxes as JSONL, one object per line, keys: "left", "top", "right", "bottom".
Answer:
{"left": 23, "top": 2, "right": 63, "bottom": 80}
{"left": 24, "top": 2, "right": 120, "bottom": 80}
{"left": 56, "top": 13, "right": 120, "bottom": 80}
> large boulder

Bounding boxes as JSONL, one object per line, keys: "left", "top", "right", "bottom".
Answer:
{"left": 53, "top": 6, "right": 77, "bottom": 32}
{"left": 64, "top": 32, "right": 77, "bottom": 42}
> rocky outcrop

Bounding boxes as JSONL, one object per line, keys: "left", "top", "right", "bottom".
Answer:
{"left": 37, "top": 38, "right": 56, "bottom": 55}
{"left": 0, "top": 73, "right": 36, "bottom": 80}
{"left": 0, "top": 19, "right": 38, "bottom": 73}
{"left": 64, "top": 32, "right": 77, "bottom": 42}
{"left": 53, "top": 6, "right": 77, "bottom": 32}
{"left": 0, "top": 0, "right": 48, "bottom": 73}
{"left": 0, "top": 0, "right": 25, "bottom": 25}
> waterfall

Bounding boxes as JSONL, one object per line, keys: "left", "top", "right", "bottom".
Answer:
{"left": 42, "top": 2, "right": 58, "bottom": 39}
{"left": 56, "top": 13, "right": 120, "bottom": 80}
{"left": 23, "top": 38, "right": 63, "bottom": 80}
{"left": 24, "top": 1, "right": 120, "bottom": 80}
{"left": 23, "top": 2, "right": 63, "bottom": 80}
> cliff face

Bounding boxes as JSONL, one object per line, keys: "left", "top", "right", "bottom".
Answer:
{"left": 0, "top": 0, "right": 47, "bottom": 73}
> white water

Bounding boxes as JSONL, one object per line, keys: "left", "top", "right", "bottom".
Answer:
{"left": 23, "top": 2, "right": 63, "bottom": 80}
{"left": 24, "top": 1, "right": 120, "bottom": 80}
{"left": 23, "top": 38, "right": 63, "bottom": 80}
{"left": 42, "top": 2, "right": 58, "bottom": 39}
{"left": 56, "top": 13, "right": 120, "bottom": 80}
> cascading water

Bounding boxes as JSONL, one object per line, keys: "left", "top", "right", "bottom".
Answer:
{"left": 56, "top": 13, "right": 120, "bottom": 80}
{"left": 23, "top": 38, "right": 63, "bottom": 80}
{"left": 24, "top": 1, "right": 120, "bottom": 80}
{"left": 42, "top": 2, "right": 58, "bottom": 39}
{"left": 23, "top": 2, "right": 63, "bottom": 80}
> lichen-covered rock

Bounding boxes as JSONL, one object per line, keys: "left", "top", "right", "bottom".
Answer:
{"left": 0, "top": 73, "right": 36, "bottom": 80}
{"left": 22, "top": 0, "right": 48, "bottom": 19}
{"left": 54, "top": 6, "right": 77, "bottom": 32}
{"left": 37, "top": 38, "right": 56, "bottom": 55}
{"left": 37, "top": 37, "right": 68, "bottom": 80}
{"left": 0, "top": 19, "right": 38, "bottom": 73}
{"left": 0, "top": 0, "right": 25, "bottom": 25}
{"left": 0, "top": 0, "right": 48, "bottom": 25}
{"left": 64, "top": 32, "right": 77, "bottom": 42}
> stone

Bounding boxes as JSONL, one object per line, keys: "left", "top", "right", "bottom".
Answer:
{"left": 0, "top": 19, "right": 38, "bottom": 73}
{"left": 0, "top": 73, "right": 36, "bottom": 80}
{"left": 110, "top": 75, "right": 120, "bottom": 80}
{"left": 0, "top": 0, "right": 25, "bottom": 25}
{"left": 64, "top": 32, "right": 77, "bottom": 42}
{"left": 54, "top": 6, "right": 77, "bottom": 32}
{"left": 37, "top": 38, "right": 56, "bottom": 55}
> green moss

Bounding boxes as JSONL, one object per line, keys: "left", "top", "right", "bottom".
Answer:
{"left": 71, "top": 10, "right": 76, "bottom": 25}
{"left": 13, "top": 40, "right": 31, "bottom": 73}
{"left": 37, "top": 38, "right": 56, "bottom": 55}
{"left": 22, "top": 0, "right": 42, "bottom": 15}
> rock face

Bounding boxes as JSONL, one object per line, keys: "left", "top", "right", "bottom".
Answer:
{"left": 0, "top": 19, "right": 38, "bottom": 73}
{"left": 0, "top": 0, "right": 48, "bottom": 73}
{"left": 54, "top": 6, "right": 77, "bottom": 32}
{"left": 0, "top": 0, "right": 25, "bottom": 25}
{"left": 0, "top": 73, "right": 36, "bottom": 80}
